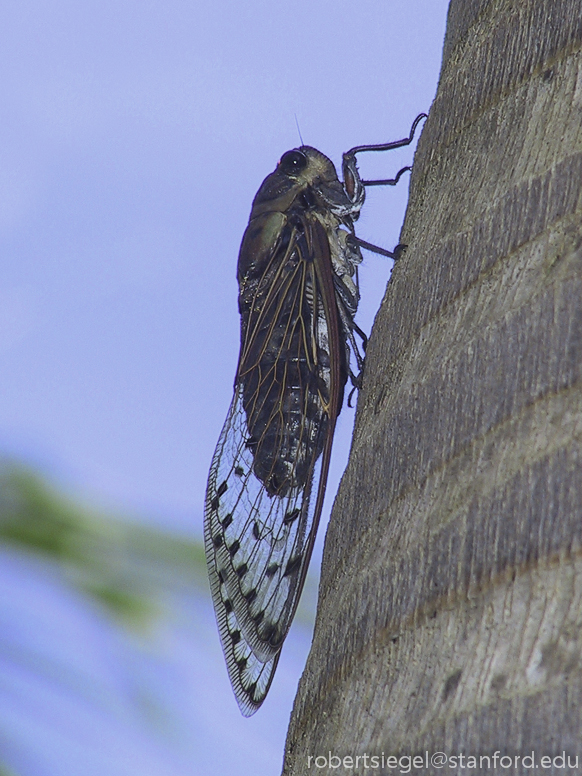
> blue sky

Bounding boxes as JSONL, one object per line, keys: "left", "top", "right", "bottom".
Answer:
{"left": 1, "top": 0, "right": 449, "bottom": 531}
{"left": 0, "top": 1, "right": 449, "bottom": 771}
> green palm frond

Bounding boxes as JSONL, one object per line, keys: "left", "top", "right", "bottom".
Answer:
{"left": 0, "top": 460, "right": 206, "bottom": 624}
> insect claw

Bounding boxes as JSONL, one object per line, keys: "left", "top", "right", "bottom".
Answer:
{"left": 350, "top": 236, "right": 398, "bottom": 259}
{"left": 347, "top": 365, "right": 364, "bottom": 408}
{"left": 393, "top": 243, "right": 408, "bottom": 261}
{"left": 352, "top": 321, "right": 368, "bottom": 352}
{"left": 347, "top": 369, "right": 364, "bottom": 406}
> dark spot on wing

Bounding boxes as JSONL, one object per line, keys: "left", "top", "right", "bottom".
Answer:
{"left": 253, "top": 610, "right": 264, "bottom": 624}
{"left": 235, "top": 466, "right": 245, "bottom": 477}
{"left": 266, "top": 563, "right": 279, "bottom": 577}
{"left": 283, "top": 508, "right": 300, "bottom": 525}
{"left": 210, "top": 495, "right": 220, "bottom": 510}
{"left": 222, "top": 513, "right": 233, "bottom": 529}
{"left": 236, "top": 563, "right": 248, "bottom": 578}
{"left": 262, "top": 623, "right": 279, "bottom": 644}
{"left": 252, "top": 522, "right": 261, "bottom": 540}
{"left": 212, "top": 533, "right": 224, "bottom": 548}
{"left": 217, "top": 481, "right": 228, "bottom": 497}
{"left": 229, "top": 540, "right": 240, "bottom": 557}
{"left": 224, "top": 599, "right": 233, "bottom": 614}
{"left": 236, "top": 657, "right": 247, "bottom": 670}
{"left": 244, "top": 588, "right": 258, "bottom": 603}
{"left": 218, "top": 570, "right": 226, "bottom": 584}
{"left": 284, "top": 555, "right": 302, "bottom": 577}
{"left": 231, "top": 630, "right": 241, "bottom": 645}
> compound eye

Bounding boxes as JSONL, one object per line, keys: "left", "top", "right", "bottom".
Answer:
{"left": 279, "top": 150, "right": 307, "bottom": 176}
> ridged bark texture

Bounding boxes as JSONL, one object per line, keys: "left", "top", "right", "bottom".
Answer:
{"left": 283, "top": 0, "right": 582, "bottom": 772}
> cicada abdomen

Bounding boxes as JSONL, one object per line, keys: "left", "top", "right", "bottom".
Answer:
{"left": 204, "top": 115, "right": 426, "bottom": 715}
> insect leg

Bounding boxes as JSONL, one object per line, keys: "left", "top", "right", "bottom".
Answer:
{"left": 351, "top": 320, "right": 368, "bottom": 353}
{"left": 349, "top": 235, "right": 399, "bottom": 259}
{"left": 342, "top": 113, "right": 427, "bottom": 257}
{"left": 361, "top": 165, "right": 411, "bottom": 187}
{"left": 335, "top": 298, "right": 366, "bottom": 403}
{"left": 346, "top": 327, "right": 367, "bottom": 406}
{"left": 344, "top": 113, "right": 427, "bottom": 158}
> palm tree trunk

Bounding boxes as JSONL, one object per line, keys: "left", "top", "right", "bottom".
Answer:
{"left": 284, "top": 0, "right": 582, "bottom": 771}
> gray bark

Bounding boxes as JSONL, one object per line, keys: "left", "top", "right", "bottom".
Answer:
{"left": 283, "top": 0, "right": 582, "bottom": 772}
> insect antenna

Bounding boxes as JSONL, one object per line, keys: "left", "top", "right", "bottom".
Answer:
{"left": 294, "top": 114, "right": 304, "bottom": 146}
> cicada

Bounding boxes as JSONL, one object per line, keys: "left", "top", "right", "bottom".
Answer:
{"left": 204, "top": 115, "right": 426, "bottom": 715}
